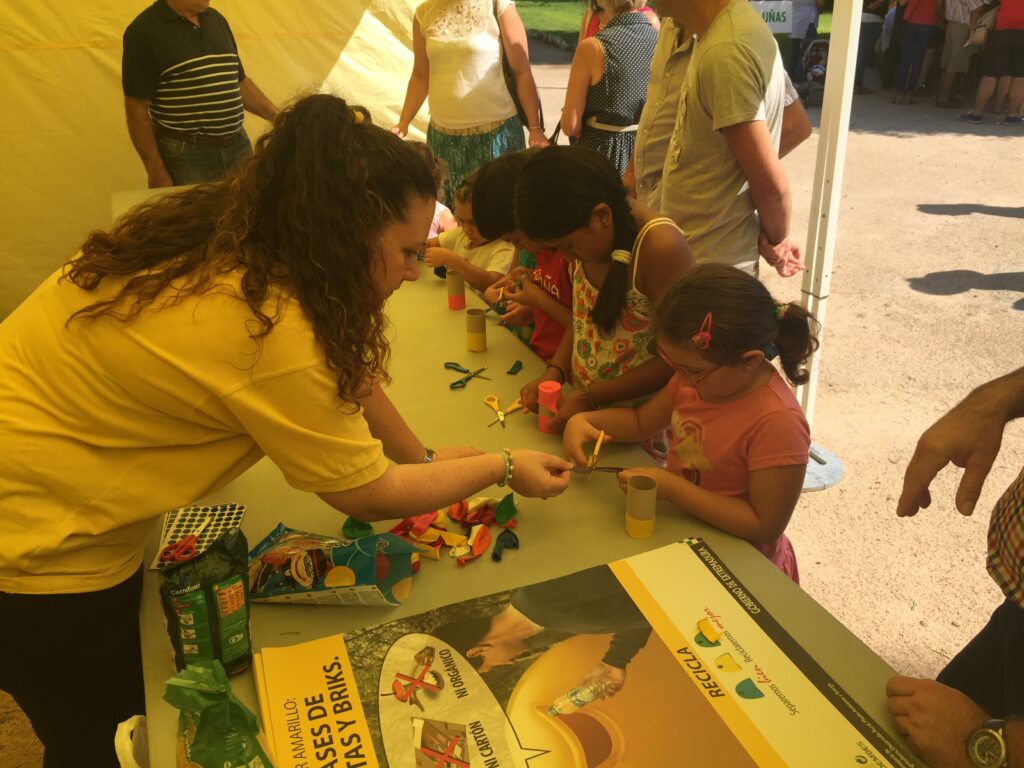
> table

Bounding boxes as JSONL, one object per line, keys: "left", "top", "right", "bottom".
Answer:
{"left": 137, "top": 266, "right": 902, "bottom": 763}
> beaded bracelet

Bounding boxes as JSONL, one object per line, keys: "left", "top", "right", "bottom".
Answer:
{"left": 496, "top": 448, "right": 514, "bottom": 487}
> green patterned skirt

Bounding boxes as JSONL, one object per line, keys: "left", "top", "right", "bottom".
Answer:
{"left": 427, "top": 116, "right": 526, "bottom": 208}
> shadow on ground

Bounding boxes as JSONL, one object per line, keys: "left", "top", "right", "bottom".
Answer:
{"left": 907, "top": 270, "right": 1024, "bottom": 309}
{"left": 917, "top": 203, "right": 1024, "bottom": 219}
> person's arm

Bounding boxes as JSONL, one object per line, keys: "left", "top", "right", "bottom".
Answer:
{"left": 504, "top": 278, "right": 572, "bottom": 328}
{"left": 318, "top": 449, "right": 572, "bottom": 520}
{"left": 779, "top": 98, "right": 812, "bottom": 158}
{"left": 721, "top": 119, "right": 792, "bottom": 245}
{"left": 124, "top": 96, "right": 173, "bottom": 188}
{"left": 898, "top": 367, "right": 1024, "bottom": 518}
{"left": 561, "top": 38, "right": 602, "bottom": 138}
{"left": 563, "top": 385, "right": 675, "bottom": 465}
{"left": 423, "top": 248, "right": 504, "bottom": 291}
{"left": 1011, "top": 721, "right": 1024, "bottom": 768}
{"left": 360, "top": 383, "right": 482, "bottom": 464}
{"left": 498, "top": 5, "right": 547, "bottom": 146}
{"left": 393, "top": 16, "right": 430, "bottom": 137}
{"left": 239, "top": 77, "right": 278, "bottom": 121}
{"left": 622, "top": 154, "right": 637, "bottom": 196}
{"left": 520, "top": 325, "right": 572, "bottom": 412}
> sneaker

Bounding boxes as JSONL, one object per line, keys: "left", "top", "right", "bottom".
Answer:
{"left": 998, "top": 115, "right": 1022, "bottom": 125}
{"left": 959, "top": 112, "right": 983, "bottom": 123}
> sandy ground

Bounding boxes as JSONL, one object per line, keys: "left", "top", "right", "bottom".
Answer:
{"left": 2, "top": 39, "right": 1022, "bottom": 766}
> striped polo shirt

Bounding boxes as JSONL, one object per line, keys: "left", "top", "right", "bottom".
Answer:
{"left": 122, "top": 1, "right": 246, "bottom": 137}
{"left": 989, "top": 467, "right": 1024, "bottom": 609}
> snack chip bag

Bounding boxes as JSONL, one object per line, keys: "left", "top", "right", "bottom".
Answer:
{"left": 247, "top": 523, "right": 420, "bottom": 606}
{"left": 159, "top": 527, "right": 252, "bottom": 675}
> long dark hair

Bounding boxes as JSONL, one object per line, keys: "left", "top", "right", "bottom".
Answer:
{"left": 64, "top": 94, "right": 436, "bottom": 405}
{"left": 472, "top": 148, "right": 541, "bottom": 240}
{"left": 652, "top": 264, "right": 820, "bottom": 385}
{"left": 514, "top": 146, "right": 637, "bottom": 334}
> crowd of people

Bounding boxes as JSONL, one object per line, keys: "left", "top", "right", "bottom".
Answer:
{"left": 0, "top": 0, "right": 1019, "bottom": 766}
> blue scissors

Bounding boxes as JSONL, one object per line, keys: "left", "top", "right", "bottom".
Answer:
{"left": 446, "top": 362, "right": 491, "bottom": 390}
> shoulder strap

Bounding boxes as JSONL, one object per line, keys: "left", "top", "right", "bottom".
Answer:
{"left": 630, "top": 217, "right": 681, "bottom": 289}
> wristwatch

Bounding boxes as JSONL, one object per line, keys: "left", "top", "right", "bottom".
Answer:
{"left": 967, "top": 719, "right": 1007, "bottom": 768}
{"left": 422, "top": 447, "right": 436, "bottom": 463}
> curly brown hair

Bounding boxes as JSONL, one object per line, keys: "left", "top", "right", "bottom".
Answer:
{"left": 64, "top": 93, "right": 436, "bottom": 405}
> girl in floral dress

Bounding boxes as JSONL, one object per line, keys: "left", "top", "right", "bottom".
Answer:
{"left": 514, "top": 146, "right": 695, "bottom": 458}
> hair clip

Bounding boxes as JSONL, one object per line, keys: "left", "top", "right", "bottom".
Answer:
{"left": 610, "top": 249, "right": 632, "bottom": 265}
{"left": 761, "top": 343, "right": 779, "bottom": 361}
{"left": 691, "top": 311, "right": 713, "bottom": 351}
{"left": 352, "top": 109, "right": 365, "bottom": 124}
{"left": 772, "top": 301, "right": 788, "bottom": 319}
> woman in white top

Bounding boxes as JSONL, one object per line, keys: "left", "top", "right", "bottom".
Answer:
{"left": 393, "top": 0, "right": 547, "bottom": 206}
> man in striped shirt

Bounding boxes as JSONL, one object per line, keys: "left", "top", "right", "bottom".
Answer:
{"left": 122, "top": 0, "right": 277, "bottom": 187}
{"left": 889, "top": 367, "right": 1024, "bottom": 767}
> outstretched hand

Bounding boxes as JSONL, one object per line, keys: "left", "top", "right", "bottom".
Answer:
{"left": 896, "top": 382, "right": 1010, "bottom": 518}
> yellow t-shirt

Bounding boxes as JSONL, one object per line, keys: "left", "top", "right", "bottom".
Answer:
{"left": 0, "top": 268, "right": 388, "bottom": 594}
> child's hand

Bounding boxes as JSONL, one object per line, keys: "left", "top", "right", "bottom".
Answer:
{"left": 520, "top": 370, "right": 559, "bottom": 413}
{"left": 547, "top": 388, "right": 593, "bottom": 433}
{"left": 482, "top": 280, "right": 509, "bottom": 307}
{"left": 424, "top": 247, "right": 457, "bottom": 270}
{"left": 617, "top": 467, "right": 672, "bottom": 500}
{"left": 499, "top": 302, "right": 533, "bottom": 327}
{"left": 563, "top": 413, "right": 609, "bottom": 467}
{"left": 504, "top": 278, "right": 545, "bottom": 308}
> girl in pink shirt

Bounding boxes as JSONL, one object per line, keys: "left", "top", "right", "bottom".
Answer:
{"left": 563, "top": 264, "right": 819, "bottom": 582}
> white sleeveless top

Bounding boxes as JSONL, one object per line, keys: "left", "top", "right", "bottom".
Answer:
{"left": 415, "top": 0, "right": 518, "bottom": 129}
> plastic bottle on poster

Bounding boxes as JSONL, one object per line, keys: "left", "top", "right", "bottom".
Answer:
{"left": 547, "top": 682, "right": 608, "bottom": 716}
{"left": 537, "top": 381, "right": 562, "bottom": 434}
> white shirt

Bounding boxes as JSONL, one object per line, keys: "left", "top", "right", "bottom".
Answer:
{"left": 415, "top": 0, "right": 518, "bottom": 130}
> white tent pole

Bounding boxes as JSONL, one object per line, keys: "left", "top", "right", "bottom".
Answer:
{"left": 796, "top": 0, "right": 862, "bottom": 428}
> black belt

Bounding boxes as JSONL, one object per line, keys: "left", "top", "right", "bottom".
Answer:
{"left": 155, "top": 124, "right": 242, "bottom": 147}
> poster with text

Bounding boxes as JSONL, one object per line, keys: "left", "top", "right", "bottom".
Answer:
{"left": 254, "top": 540, "right": 920, "bottom": 768}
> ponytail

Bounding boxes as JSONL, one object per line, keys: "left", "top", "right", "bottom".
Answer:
{"left": 652, "top": 264, "right": 820, "bottom": 386}
{"left": 514, "top": 146, "right": 637, "bottom": 334}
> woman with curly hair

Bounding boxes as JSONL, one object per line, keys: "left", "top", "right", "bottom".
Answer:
{"left": 0, "top": 94, "right": 571, "bottom": 766}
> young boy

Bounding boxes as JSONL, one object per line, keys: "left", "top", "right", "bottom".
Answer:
{"left": 424, "top": 175, "right": 515, "bottom": 292}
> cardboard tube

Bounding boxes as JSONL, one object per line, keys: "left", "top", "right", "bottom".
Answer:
{"left": 625, "top": 475, "right": 656, "bottom": 538}
{"left": 466, "top": 308, "right": 487, "bottom": 352}
{"left": 537, "top": 381, "right": 562, "bottom": 434}
{"left": 446, "top": 270, "right": 466, "bottom": 310}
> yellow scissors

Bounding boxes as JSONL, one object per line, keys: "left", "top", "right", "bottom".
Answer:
{"left": 484, "top": 396, "right": 523, "bottom": 428}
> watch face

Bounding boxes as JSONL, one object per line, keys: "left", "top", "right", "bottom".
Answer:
{"left": 968, "top": 728, "right": 1006, "bottom": 768}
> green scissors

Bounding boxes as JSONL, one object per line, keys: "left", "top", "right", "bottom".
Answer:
{"left": 447, "top": 363, "right": 491, "bottom": 390}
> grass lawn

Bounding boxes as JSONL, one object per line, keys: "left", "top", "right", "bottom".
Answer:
{"left": 516, "top": 4, "right": 833, "bottom": 52}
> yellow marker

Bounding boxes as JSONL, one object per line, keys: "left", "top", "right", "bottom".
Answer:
{"left": 589, "top": 430, "right": 606, "bottom": 469}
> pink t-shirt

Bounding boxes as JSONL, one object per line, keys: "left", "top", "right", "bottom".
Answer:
{"left": 666, "top": 369, "right": 810, "bottom": 582}
{"left": 528, "top": 248, "right": 572, "bottom": 361}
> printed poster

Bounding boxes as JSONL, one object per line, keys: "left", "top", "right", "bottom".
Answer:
{"left": 751, "top": 1, "right": 793, "bottom": 33}
{"left": 254, "top": 540, "right": 920, "bottom": 768}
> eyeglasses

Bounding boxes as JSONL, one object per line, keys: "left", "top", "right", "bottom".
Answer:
{"left": 656, "top": 343, "right": 724, "bottom": 386}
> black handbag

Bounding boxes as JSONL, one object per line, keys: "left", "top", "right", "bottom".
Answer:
{"left": 494, "top": 0, "right": 543, "bottom": 131}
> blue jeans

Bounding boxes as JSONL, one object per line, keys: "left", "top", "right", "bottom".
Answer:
{"left": 897, "top": 22, "right": 937, "bottom": 94}
{"left": 157, "top": 128, "right": 253, "bottom": 186}
{"left": 855, "top": 22, "right": 884, "bottom": 87}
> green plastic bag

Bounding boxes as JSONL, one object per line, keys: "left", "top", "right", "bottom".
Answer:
{"left": 163, "top": 659, "right": 273, "bottom": 768}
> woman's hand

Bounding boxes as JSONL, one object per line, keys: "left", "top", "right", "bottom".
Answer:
{"left": 424, "top": 246, "right": 456, "bottom": 270}
{"left": 563, "top": 413, "right": 609, "bottom": 467}
{"left": 546, "top": 388, "right": 592, "bottom": 433}
{"left": 434, "top": 446, "right": 485, "bottom": 461}
{"left": 390, "top": 124, "right": 408, "bottom": 138}
{"left": 508, "top": 449, "right": 573, "bottom": 498}
{"left": 528, "top": 126, "right": 549, "bottom": 148}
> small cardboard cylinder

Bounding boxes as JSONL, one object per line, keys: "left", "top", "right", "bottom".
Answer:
{"left": 625, "top": 475, "right": 656, "bottom": 538}
{"left": 446, "top": 270, "right": 466, "bottom": 310}
{"left": 466, "top": 309, "right": 487, "bottom": 352}
{"left": 537, "top": 381, "right": 562, "bottom": 434}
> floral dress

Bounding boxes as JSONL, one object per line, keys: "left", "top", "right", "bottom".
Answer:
{"left": 570, "top": 217, "right": 680, "bottom": 459}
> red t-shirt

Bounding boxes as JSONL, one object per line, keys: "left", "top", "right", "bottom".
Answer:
{"left": 996, "top": 0, "right": 1024, "bottom": 30}
{"left": 528, "top": 249, "right": 572, "bottom": 361}
{"left": 904, "top": 0, "right": 940, "bottom": 25}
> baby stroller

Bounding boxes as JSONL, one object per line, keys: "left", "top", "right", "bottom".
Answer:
{"left": 798, "top": 38, "right": 830, "bottom": 105}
